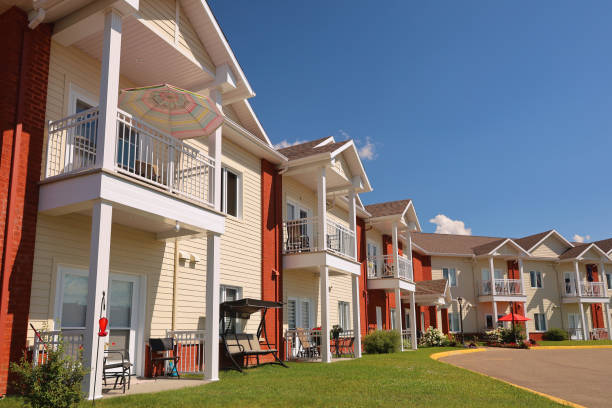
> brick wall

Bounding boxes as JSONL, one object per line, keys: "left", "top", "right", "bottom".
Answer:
{"left": 0, "top": 7, "right": 52, "bottom": 395}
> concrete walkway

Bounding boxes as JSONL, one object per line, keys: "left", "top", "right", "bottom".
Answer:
{"left": 103, "top": 377, "right": 211, "bottom": 398}
{"left": 440, "top": 347, "right": 612, "bottom": 408}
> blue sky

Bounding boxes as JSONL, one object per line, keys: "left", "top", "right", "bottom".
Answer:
{"left": 209, "top": 0, "right": 612, "bottom": 241}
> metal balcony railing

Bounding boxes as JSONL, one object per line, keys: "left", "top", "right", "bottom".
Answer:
{"left": 367, "top": 254, "right": 413, "bottom": 281}
{"left": 564, "top": 281, "right": 606, "bottom": 297}
{"left": 282, "top": 217, "right": 356, "bottom": 260}
{"left": 479, "top": 279, "right": 523, "bottom": 296}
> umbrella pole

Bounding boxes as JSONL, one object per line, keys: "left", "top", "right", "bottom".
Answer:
{"left": 511, "top": 302, "right": 516, "bottom": 344}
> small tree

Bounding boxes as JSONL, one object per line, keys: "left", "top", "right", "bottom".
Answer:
{"left": 11, "top": 342, "right": 87, "bottom": 408}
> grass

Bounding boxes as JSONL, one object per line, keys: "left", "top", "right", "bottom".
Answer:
{"left": 535, "top": 339, "right": 612, "bottom": 346}
{"left": 1, "top": 348, "right": 564, "bottom": 408}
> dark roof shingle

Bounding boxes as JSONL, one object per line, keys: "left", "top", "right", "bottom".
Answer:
{"left": 559, "top": 244, "right": 589, "bottom": 260}
{"left": 594, "top": 238, "right": 612, "bottom": 253}
{"left": 513, "top": 230, "right": 553, "bottom": 252}
{"left": 364, "top": 199, "right": 412, "bottom": 218}
{"left": 277, "top": 137, "right": 349, "bottom": 160}
{"left": 411, "top": 232, "right": 503, "bottom": 256}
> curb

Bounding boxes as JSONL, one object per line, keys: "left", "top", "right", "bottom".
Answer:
{"left": 531, "top": 345, "right": 612, "bottom": 350}
{"left": 431, "top": 348, "right": 586, "bottom": 408}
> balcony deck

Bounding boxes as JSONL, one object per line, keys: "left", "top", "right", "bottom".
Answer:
{"left": 478, "top": 279, "right": 526, "bottom": 302}
{"left": 561, "top": 281, "right": 610, "bottom": 303}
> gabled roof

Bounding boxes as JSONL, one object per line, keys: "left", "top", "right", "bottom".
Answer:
{"left": 559, "top": 243, "right": 609, "bottom": 261}
{"left": 594, "top": 238, "right": 612, "bottom": 254}
{"left": 513, "top": 229, "right": 573, "bottom": 253}
{"left": 364, "top": 199, "right": 412, "bottom": 218}
{"left": 473, "top": 238, "right": 530, "bottom": 257}
{"left": 277, "top": 137, "right": 349, "bottom": 160}
{"left": 415, "top": 279, "right": 448, "bottom": 297}
{"left": 411, "top": 233, "right": 503, "bottom": 256}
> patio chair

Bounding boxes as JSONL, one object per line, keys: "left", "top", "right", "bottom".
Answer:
{"left": 149, "top": 338, "right": 180, "bottom": 379}
{"left": 296, "top": 328, "right": 319, "bottom": 359}
{"left": 338, "top": 335, "right": 355, "bottom": 358}
{"left": 103, "top": 349, "right": 132, "bottom": 393}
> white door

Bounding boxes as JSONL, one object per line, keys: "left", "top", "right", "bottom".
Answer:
{"left": 564, "top": 272, "right": 576, "bottom": 295}
{"left": 286, "top": 201, "right": 312, "bottom": 250}
{"left": 367, "top": 242, "right": 379, "bottom": 277}
{"left": 376, "top": 307, "right": 382, "bottom": 330}
{"left": 482, "top": 269, "right": 492, "bottom": 294}
{"left": 568, "top": 313, "right": 583, "bottom": 340}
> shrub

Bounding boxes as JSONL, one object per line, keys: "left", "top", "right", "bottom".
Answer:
{"left": 419, "top": 327, "right": 446, "bottom": 347}
{"left": 543, "top": 328, "right": 569, "bottom": 341}
{"left": 499, "top": 326, "right": 525, "bottom": 344}
{"left": 363, "top": 330, "right": 401, "bottom": 354}
{"left": 11, "top": 342, "right": 87, "bottom": 408}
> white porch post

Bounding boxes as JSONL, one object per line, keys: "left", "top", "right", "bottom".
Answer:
{"left": 209, "top": 89, "right": 223, "bottom": 211}
{"left": 351, "top": 275, "right": 362, "bottom": 358}
{"left": 601, "top": 262, "right": 608, "bottom": 298}
{"left": 83, "top": 201, "right": 113, "bottom": 400}
{"left": 579, "top": 302, "right": 588, "bottom": 341}
{"left": 518, "top": 258, "right": 525, "bottom": 295}
{"left": 604, "top": 303, "right": 612, "bottom": 340}
{"left": 395, "top": 287, "right": 403, "bottom": 351}
{"left": 405, "top": 230, "right": 414, "bottom": 281}
{"left": 96, "top": 9, "right": 122, "bottom": 170}
{"left": 523, "top": 302, "right": 530, "bottom": 340}
{"left": 348, "top": 187, "right": 357, "bottom": 260}
{"left": 492, "top": 301, "right": 498, "bottom": 328}
{"left": 410, "top": 291, "right": 417, "bottom": 349}
{"left": 436, "top": 307, "right": 442, "bottom": 331}
{"left": 317, "top": 167, "right": 327, "bottom": 251}
{"left": 204, "top": 232, "right": 221, "bottom": 381}
{"left": 392, "top": 222, "right": 400, "bottom": 278}
{"left": 320, "top": 266, "right": 331, "bottom": 362}
{"left": 489, "top": 256, "right": 495, "bottom": 295}
{"left": 574, "top": 261, "right": 582, "bottom": 296}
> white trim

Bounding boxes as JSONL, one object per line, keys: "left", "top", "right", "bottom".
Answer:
{"left": 525, "top": 230, "right": 574, "bottom": 253}
{"left": 220, "top": 165, "right": 242, "bottom": 219}
{"left": 68, "top": 83, "right": 98, "bottom": 115}
{"left": 529, "top": 270, "right": 544, "bottom": 289}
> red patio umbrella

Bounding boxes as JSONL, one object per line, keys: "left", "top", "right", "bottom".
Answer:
{"left": 497, "top": 313, "right": 530, "bottom": 322}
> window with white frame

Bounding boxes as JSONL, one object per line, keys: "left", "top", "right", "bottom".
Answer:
{"left": 220, "top": 285, "right": 243, "bottom": 333}
{"left": 220, "top": 167, "right": 241, "bottom": 218}
{"left": 443, "top": 268, "right": 457, "bottom": 287}
{"left": 338, "top": 301, "right": 351, "bottom": 331}
{"left": 390, "top": 308, "right": 397, "bottom": 330}
{"left": 485, "top": 315, "right": 494, "bottom": 330}
{"left": 607, "top": 273, "right": 612, "bottom": 290}
{"left": 367, "top": 241, "right": 380, "bottom": 276}
{"left": 534, "top": 313, "right": 547, "bottom": 331}
{"left": 448, "top": 312, "right": 460, "bottom": 332}
{"left": 530, "top": 271, "right": 543, "bottom": 288}
{"left": 287, "top": 299, "right": 297, "bottom": 330}
{"left": 288, "top": 297, "right": 313, "bottom": 329}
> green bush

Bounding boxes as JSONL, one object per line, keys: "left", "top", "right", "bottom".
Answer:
{"left": 363, "top": 330, "right": 401, "bottom": 354}
{"left": 11, "top": 343, "right": 87, "bottom": 408}
{"left": 419, "top": 327, "right": 446, "bottom": 347}
{"left": 543, "top": 328, "right": 569, "bottom": 341}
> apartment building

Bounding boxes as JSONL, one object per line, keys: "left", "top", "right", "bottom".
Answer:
{"left": 410, "top": 230, "right": 612, "bottom": 341}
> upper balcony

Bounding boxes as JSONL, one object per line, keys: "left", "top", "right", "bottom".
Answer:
{"left": 562, "top": 281, "right": 609, "bottom": 303}
{"left": 478, "top": 278, "right": 526, "bottom": 302}
{"left": 367, "top": 254, "right": 413, "bottom": 282}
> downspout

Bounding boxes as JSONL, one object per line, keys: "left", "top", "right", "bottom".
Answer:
{"left": 172, "top": 238, "right": 179, "bottom": 332}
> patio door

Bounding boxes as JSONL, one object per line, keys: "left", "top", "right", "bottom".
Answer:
{"left": 564, "top": 272, "right": 576, "bottom": 295}
{"left": 568, "top": 313, "right": 583, "bottom": 340}
{"left": 55, "top": 266, "right": 143, "bottom": 374}
{"left": 286, "top": 201, "right": 312, "bottom": 251}
{"left": 481, "top": 269, "right": 492, "bottom": 294}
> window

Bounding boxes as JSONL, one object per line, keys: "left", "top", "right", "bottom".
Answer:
{"left": 220, "top": 167, "right": 240, "bottom": 217}
{"left": 443, "top": 268, "right": 457, "bottom": 287}
{"left": 485, "top": 315, "right": 494, "bottom": 330}
{"left": 529, "top": 271, "right": 543, "bottom": 288}
{"left": 448, "top": 312, "right": 460, "bottom": 332}
{"left": 390, "top": 308, "right": 397, "bottom": 330}
{"left": 534, "top": 313, "right": 547, "bottom": 332}
{"left": 338, "top": 301, "right": 351, "bottom": 330}
{"left": 60, "top": 271, "right": 89, "bottom": 329}
{"left": 367, "top": 241, "right": 380, "bottom": 276}
{"left": 607, "top": 273, "right": 612, "bottom": 290}
{"left": 288, "top": 297, "right": 313, "bottom": 329}
{"left": 404, "top": 308, "right": 411, "bottom": 329}
{"left": 287, "top": 299, "right": 297, "bottom": 330}
{"left": 220, "top": 285, "right": 242, "bottom": 333}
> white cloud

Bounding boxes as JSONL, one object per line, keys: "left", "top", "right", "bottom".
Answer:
{"left": 573, "top": 234, "right": 591, "bottom": 243}
{"left": 338, "top": 129, "right": 351, "bottom": 140}
{"left": 429, "top": 214, "right": 472, "bottom": 235}
{"left": 274, "top": 139, "right": 306, "bottom": 149}
{"left": 357, "top": 137, "right": 376, "bottom": 161}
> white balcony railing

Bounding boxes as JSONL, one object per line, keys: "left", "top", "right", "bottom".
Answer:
{"left": 367, "top": 254, "right": 413, "bottom": 281}
{"left": 564, "top": 281, "right": 606, "bottom": 297}
{"left": 45, "top": 107, "right": 216, "bottom": 208}
{"left": 401, "top": 329, "right": 412, "bottom": 346}
{"left": 282, "top": 217, "right": 356, "bottom": 260}
{"left": 32, "top": 330, "right": 85, "bottom": 366}
{"left": 479, "top": 279, "right": 523, "bottom": 296}
{"left": 166, "top": 330, "right": 206, "bottom": 374}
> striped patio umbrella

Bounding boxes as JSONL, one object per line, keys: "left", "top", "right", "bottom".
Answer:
{"left": 118, "top": 84, "right": 223, "bottom": 139}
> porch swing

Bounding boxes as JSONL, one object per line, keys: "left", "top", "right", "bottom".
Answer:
{"left": 220, "top": 298, "right": 288, "bottom": 373}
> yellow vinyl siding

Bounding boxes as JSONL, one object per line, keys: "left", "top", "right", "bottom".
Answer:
{"left": 521, "top": 261, "right": 563, "bottom": 333}
{"left": 531, "top": 236, "right": 570, "bottom": 258}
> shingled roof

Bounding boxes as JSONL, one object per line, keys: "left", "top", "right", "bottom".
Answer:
{"left": 415, "top": 279, "right": 448, "bottom": 296}
{"left": 411, "top": 232, "right": 503, "bottom": 256}
{"left": 364, "top": 199, "right": 412, "bottom": 218}
{"left": 513, "top": 230, "right": 553, "bottom": 252}
{"left": 559, "top": 244, "right": 590, "bottom": 260}
{"left": 594, "top": 238, "right": 612, "bottom": 253}
{"left": 277, "top": 137, "right": 350, "bottom": 160}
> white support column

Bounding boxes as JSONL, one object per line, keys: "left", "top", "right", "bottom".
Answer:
{"left": 320, "top": 266, "right": 331, "bottom": 362}
{"left": 492, "top": 301, "right": 498, "bottom": 328}
{"left": 600, "top": 262, "right": 608, "bottom": 298}
{"left": 604, "top": 303, "right": 611, "bottom": 340}
{"left": 518, "top": 258, "right": 525, "bottom": 295}
{"left": 394, "top": 287, "right": 403, "bottom": 351}
{"left": 83, "top": 201, "right": 113, "bottom": 400}
{"left": 351, "top": 275, "right": 362, "bottom": 358}
{"left": 204, "top": 231, "right": 221, "bottom": 381}
{"left": 348, "top": 188, "right": 357, "bottom": 260}
{"left": 489, "top": 256, "right": 495, "bottom": 295}
{"left": 579, "top": 302, "right": 588, "bottom": 341}
{"left": 574, "top": 261, "right": 582, "bottom": 296}
{"left": 410, "top": 291, "right": 417, "bottom": 350}
{"left": 317, "top": 167, "right": 327, "bottom": 251}
{"left": 208, "top": 89, "right": 223, "bottom": 211}
{"left": 436, "top": 307, "right": 442, "bottom": 331}
{"left": 523, "top": 302, "right": 530, "bottom": 340}
{"left": 405, "top": 230, "right": 414, "bottom": 281}
{"left": 392, "top": 222, "right": 400, "bottom": 278}
{"left": 96, "top": 9, "right": 122, "bottom": 170}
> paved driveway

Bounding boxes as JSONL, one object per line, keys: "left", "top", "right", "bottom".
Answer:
{"left": 441, "top": 348, "right": 612, "bottom": 408}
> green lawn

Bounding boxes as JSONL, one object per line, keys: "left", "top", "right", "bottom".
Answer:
{"left": 535, "top": 339, "right": 612, "bottom": 346}
{"left": 1, "top": 348, "right": 564, "bottom": 408}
